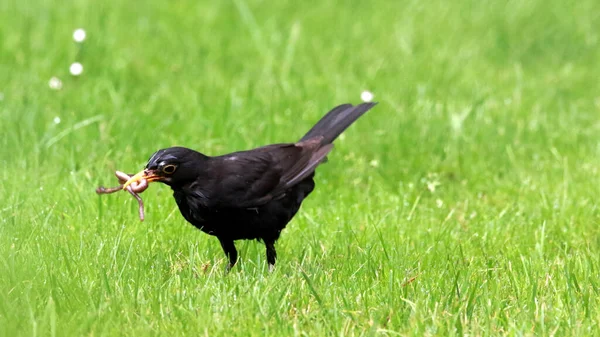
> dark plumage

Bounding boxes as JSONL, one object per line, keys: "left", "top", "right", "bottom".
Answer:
{"left": 124, "top": 102, "right": 377, "bottom": 271}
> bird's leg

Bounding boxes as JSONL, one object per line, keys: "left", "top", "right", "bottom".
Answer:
{"left": 265, "top": 240, "right": 277, "bottom": 272}
{"left": 218, "top": 238, "right": 238, "bottom": 272}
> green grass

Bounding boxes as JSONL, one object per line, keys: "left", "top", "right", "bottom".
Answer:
{"left": 2, "top": 0, "right": 600, "bottom": 335}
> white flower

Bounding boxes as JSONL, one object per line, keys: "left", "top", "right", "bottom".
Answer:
{"left": 49, "top": 77, "right": 63, "bottom": 90}
{"left": 426, "top": 181, "right": 440, "bottom": 193}
{"left": 361, "top": 90, "right": 374, "bottom": 102}
{"left": 70, "top": 62, "right": 83, "bottom": 76}
{"left": 73, "top": 29, "right": 86, "bottom": 43}
{"left": 53, "top": 117, "right": 61, "bottom": 124}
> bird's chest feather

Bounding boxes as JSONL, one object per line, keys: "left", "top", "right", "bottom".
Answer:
{"left": 172, "top": 189, "right": 214, "bottom": 230}
{"left": 172, "top": 187, "right": 250, "bottom": 236}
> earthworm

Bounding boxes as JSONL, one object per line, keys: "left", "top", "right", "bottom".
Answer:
{"left": 126, "top": 185, "right": 145, "bottom": 221}
{"left": 96, "top": 171, "right": 149, "bottom": 221}
{"left": 114, "top": 171, "right": 148, "bottom": 193}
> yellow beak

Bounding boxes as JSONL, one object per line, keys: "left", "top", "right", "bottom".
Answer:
{"left": 122, "top": 170, "right": 161, "bottom": 190}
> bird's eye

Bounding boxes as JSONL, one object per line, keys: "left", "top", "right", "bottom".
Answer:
{"left": 162, "top": 164, "right": 177, "bottom": 174}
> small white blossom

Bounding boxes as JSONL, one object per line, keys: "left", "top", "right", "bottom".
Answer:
{"left": 73, "top": 29, "right": 86, "bottom": 43}
{"left": 361, "top": 90, "right": 374, "bottom": 102}
{"left": 49, "top": 77, "right": 63, "bottom": 90}
{"left": 53, "top": 116, "right": 61, "bottom": 124}
{"left": 70, "top": 62, "right": 83, "bottom": 76}
{"left": 426, "top": 181, "right": 440, "bottom": 193}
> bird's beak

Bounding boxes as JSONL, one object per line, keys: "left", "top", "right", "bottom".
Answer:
{"left": 122, "top": 169, "right": 161, "bottom": 190}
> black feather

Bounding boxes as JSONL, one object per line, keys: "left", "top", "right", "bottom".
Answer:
{"left": 300, "top": 102, "right": 377, "bottom": 144}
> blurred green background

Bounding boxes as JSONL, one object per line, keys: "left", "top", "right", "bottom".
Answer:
{"left": 1, "top": 0, "right": 600, "bottom": 336}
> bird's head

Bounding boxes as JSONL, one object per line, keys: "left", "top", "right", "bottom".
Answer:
{"left": 123, "top": 146, "right": 207, "bottom": 189}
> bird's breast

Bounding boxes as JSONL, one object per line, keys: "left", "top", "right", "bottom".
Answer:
{"left": 173, "top": 189, "right": 210, "bottom": 225}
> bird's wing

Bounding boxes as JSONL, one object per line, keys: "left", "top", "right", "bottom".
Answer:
{"left": 207, "top": 138, "right": 331, "bottom": 209}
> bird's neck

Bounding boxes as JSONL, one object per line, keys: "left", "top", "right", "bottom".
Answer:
{"left": 167, "top": 156, "right": 213, "bottom": 191}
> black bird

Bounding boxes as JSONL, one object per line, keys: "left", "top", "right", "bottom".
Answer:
{"left": 123, "top": 102, "right": 377, "bottom": 271}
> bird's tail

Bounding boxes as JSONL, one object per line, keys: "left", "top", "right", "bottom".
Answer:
{"left": 300, "top": 102, "right": 377, "bottom": 144}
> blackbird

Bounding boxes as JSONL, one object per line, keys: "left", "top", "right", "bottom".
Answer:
{"left": 123, "top": 102, "right": 377, "bottom": 271}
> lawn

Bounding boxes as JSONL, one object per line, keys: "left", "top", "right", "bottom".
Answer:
{"left": 1, "top": 0, "right": 600, "bottom": 335}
